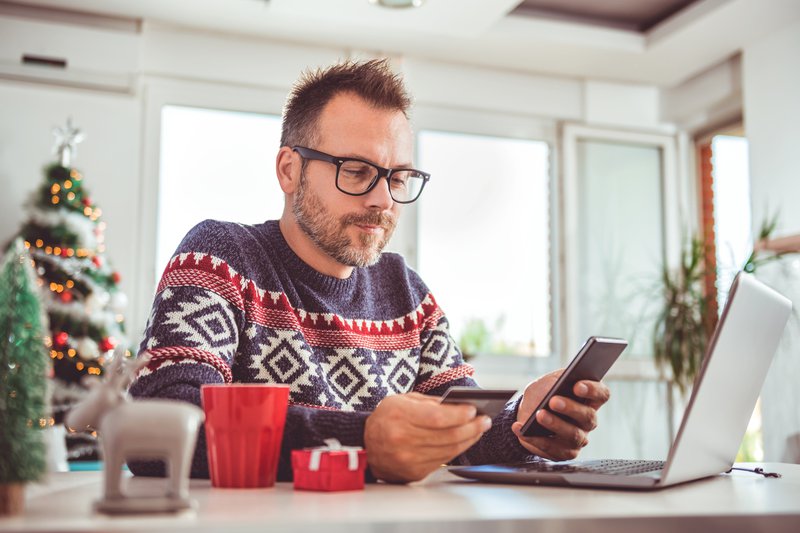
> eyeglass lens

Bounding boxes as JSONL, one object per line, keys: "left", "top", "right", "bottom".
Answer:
{"left": 338, "top": 160, "right": 425, "bottom": 203}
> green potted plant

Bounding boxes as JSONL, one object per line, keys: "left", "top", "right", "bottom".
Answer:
{"left": 652, "top": 236, "right": 710, "bottom": 396}
{"left": 458, "top": 318, "right": 493, "bottom": 361}
{"left": 653, "top": 214, "right": 797, "bottom": 396}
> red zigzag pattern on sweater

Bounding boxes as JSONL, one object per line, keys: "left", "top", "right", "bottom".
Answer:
{"left": 158, "top": 251, "right": 445, "bottom": 352}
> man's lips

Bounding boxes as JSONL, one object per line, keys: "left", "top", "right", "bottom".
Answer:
{"left": 355, "top": 224, "right": 384, "bottom": 234}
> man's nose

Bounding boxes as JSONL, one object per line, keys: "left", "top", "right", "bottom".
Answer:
{"left": 364, "top": 175, "right": 395, "bottom": 211}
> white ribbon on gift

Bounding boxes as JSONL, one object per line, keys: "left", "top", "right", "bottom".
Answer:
{"left": 308, "top": 438, "right": 363, "bottom": 472}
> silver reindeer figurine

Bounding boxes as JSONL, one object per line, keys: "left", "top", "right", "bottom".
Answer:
{"left": 66, "top": 349, "right": 204, "bottom": 514}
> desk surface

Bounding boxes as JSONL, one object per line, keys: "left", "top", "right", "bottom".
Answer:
{"left": 2, "top": 462, "right": 799, "bottom": 533}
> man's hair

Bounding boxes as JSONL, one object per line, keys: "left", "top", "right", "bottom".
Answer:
{"left": 280, "top": 58, "right": 412, "bottom": 148}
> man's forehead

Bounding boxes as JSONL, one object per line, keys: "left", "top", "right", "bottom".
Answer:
{"left": 316, "top": 93, "right": 413, "bottom": 156}
{"left": 319, "top": 92, "right": 408, "bottom": 124}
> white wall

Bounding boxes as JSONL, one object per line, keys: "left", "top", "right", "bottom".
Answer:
{"left": 742, "top": 18, "right": 800, "bottom": 463}
{"left": 0, "top": 81, "right": 141, "bottom": 348}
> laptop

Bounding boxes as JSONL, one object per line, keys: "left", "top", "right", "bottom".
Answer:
{"left": 450, "top": 272, "right": 792, "bottom": 489}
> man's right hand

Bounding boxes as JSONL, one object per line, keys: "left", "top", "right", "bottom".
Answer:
{"left": 364, "top": 392, "right": 492, "bottom": 483}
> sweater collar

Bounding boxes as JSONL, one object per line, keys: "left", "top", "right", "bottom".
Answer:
{"left": 262, "top": 220, "right": 360, "bottom": 295}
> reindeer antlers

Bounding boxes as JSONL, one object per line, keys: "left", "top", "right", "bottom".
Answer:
{"left": 105, "top": 347, "right": 153, "bottom": 390}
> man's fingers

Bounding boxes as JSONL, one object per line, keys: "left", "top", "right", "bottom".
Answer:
{"left": 547, "top": 396, "right": 598, "bottom": 432}
{"left": 536, "top": 409, "right": 588, "bottom": 446}
{"left": 512, "top": 417, "right": 587, "bottom": 461}
{"left": 514, "top": 410, "right": 588, "bottom": 460}
{"left": 408, "top": 400, "right": 479, "bottom": 429}
{"left": 409, "top": 415, "right": 492, "bottom": 448}
{"left": 376, "top": 416, "right": 491, "bottom": 477}
{"left": 573, "top": 380, "right": 611, "bottom": 408}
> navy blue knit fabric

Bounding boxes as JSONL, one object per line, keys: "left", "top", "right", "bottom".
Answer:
{"left": 128, "top": 220, "right": 530, "bottom": 480}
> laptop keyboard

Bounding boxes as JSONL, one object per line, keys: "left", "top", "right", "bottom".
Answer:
{"left": 514, "top": 459, "right": 665, "bottom": 476}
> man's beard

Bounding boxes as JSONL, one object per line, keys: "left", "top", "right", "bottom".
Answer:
{"left": 293, "top": 175, "right": 397, "bottom": 268}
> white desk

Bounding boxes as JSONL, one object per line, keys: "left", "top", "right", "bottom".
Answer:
{"left": 2, "top": 462, "right": 799, "bottom": 532}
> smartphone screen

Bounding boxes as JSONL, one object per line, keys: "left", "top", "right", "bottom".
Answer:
{"left": 520, "top": 336, "right": 627, "bottom": 437}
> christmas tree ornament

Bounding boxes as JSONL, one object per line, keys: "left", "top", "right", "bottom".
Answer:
{"left": 76, "top": 338, "right": 100, "bottom": 361}
{"left": 85, "top": 290, "right": 110, "bottom": 313}
{"left": 51, "top": 117, "right": 85, "bottom": 167}
{"left": 110, "top": 291, "right": 128, "bottom": 313}
{"left": 54, "top": 331, "right": 69, "bottom": 348}
{"left": 98, "top": 337, "right": 116, "bottom": 353}
{"left": 0, "top": 239, "right": 49, "bottom": 516}
{"left": 66, "top": 350, "right": 204, "bottom": 514}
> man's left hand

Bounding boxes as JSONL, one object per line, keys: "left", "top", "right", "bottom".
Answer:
{"left": 510, "top": 369, "right": 610, "bottom": 461}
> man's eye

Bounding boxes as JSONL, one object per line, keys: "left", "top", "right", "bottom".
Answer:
{"left": 390, "top": 177, "right": 408, "bottom": 189}
{"left": 341, "top": 164, "right": 373, "bottom": 180}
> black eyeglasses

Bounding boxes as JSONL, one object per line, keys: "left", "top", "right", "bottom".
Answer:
{"left": 292, "top": 146, "right": 430, "bottom": 204}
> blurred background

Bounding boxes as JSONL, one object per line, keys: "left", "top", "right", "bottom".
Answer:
{"left": 1, "top": 0, "right": 798, "bottom": 464}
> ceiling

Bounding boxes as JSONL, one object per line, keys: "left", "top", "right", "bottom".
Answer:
{"left": 511, "top": 0, "right": 698, "bottom": 32}
{"left": 4, "top": 0, "right": 800, "bottom": 87}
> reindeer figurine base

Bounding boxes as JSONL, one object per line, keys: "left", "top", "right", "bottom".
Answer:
{"left": 66, "top": 350, "right": 205, "bottom": 515}
{"left": 94, "top": 494, "right": 196, "bottom": 515}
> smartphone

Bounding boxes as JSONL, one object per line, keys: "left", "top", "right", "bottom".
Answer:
{"left": 440, "top": 387, "right": 518, "bottom": 419}
{"left": 520, "top": 336, "right": 627, "bottom": 437}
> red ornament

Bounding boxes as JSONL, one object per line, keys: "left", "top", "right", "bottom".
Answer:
{"left": 54, "top": 331, "right": 69, "bottom": 348}
{"left": 82, "top": 198, "right": 92, "bottom": 207}
{"left": 112, "top": 272, "right": 121, "bottom": 283}
{"left": 60, "top": 248, "right": 70, "bottom": 258}
{"left": 99, "top": 337, "right": 116, "bottom": 352}
{"left": 92, "top": 256, "right": 102, "bottom": 268}
{"left": 59, "top": 291, "right": 74, "bottom": 303}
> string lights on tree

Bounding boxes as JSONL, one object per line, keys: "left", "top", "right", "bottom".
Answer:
{"left": 14, "top": 118, "right": 130, "bottom": 461}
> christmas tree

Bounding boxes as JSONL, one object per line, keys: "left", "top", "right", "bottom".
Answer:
{"left": 17, "top": 119, "right": 129, "bottom": 461}
{"left": 0, "top": 239, "right": 49, "bottom": 515}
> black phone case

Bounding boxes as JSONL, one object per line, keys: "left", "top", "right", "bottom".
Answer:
{"left": 520, "top": 336, "right": 627, "bottom": 437}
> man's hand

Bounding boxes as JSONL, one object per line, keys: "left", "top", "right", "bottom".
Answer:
{"left": 510, "top": 370, "right": 611, "bottom": 461}
{"left": 364, "top": 392, "right": 492, "bottom": 483}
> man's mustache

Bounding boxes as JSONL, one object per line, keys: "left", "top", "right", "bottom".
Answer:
{"left": 341, "top": 211, "right": 396, "bottom": 230}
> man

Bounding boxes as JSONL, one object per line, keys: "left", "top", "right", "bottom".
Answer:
{"left": 130, "top": 59, "right": 609, "bottom": 483}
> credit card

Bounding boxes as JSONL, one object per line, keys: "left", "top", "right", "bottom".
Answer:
{"left": 440, "top": 387, "right": 518, "bottom": 418}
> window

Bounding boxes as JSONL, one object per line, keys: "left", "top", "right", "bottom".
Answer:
{"left": 156, "top": 105, "right": 284, "bottom": 273}
{"left": 711, "top": 135, "right": 751, "bottom": 306}
{"left": 561, "top": 125, "right": 680, "bottom": 367}
{"left": 416, "top": 130, "right": 551, "bottom": 357}
{"left": 574, "top": 139, "right": 665, "bottom": 359}
{"left": 699, "top": 132, "right": 761, "bottom": 461}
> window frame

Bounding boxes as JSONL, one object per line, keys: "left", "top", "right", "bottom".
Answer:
{"left": 560, "top": 123, "right": 684, "bottom": 378}
{"left": 410, "top": 104, "right": 561, "bottom": 382}
{"left": 134, "top": 77, "right": 287, "bottom": 339}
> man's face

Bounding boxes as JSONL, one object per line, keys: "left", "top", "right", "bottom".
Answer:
{"left": 292, "top": 92, "right": 412, "bottom": 268}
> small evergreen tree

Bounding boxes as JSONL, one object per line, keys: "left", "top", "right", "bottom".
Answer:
{"left": 0, "top": 239, "right": 49, "bottom": 514}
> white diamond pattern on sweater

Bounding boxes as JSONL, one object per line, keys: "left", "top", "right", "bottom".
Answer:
{"left": 248, "top": 329, "right": 318, "bottom": 393}
{"left": 160, "top": 291, "right": 238, "bottom": 364}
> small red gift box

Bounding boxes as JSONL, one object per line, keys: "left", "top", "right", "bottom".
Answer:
{"left": 292, "top": 438, "right": 367, "bottom": 492}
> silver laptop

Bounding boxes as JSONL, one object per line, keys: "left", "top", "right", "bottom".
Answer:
{"left": 450, "top": 272, "right": 792, "bottom": 489}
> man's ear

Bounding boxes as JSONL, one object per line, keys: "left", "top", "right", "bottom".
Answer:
{"left": 276, "top": 146, "right": 301, "bottom": 194}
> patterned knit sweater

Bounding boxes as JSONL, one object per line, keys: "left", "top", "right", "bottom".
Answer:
{"left": 129, "top": 220, "right": 531, "bottom": 480}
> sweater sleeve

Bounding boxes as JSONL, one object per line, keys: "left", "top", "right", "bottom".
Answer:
{"left": 128, "top": 221, "right": 244, "bottom": 478}
{"left": 412, "top": 300, "right": 533, "bottom": 466}
{"left": 129, "top": 364, "right": 371, "bottom": 480}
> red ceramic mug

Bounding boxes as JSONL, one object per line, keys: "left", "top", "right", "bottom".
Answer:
{"left": 200, "top": 383, "right": 290, "bottom": 488}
